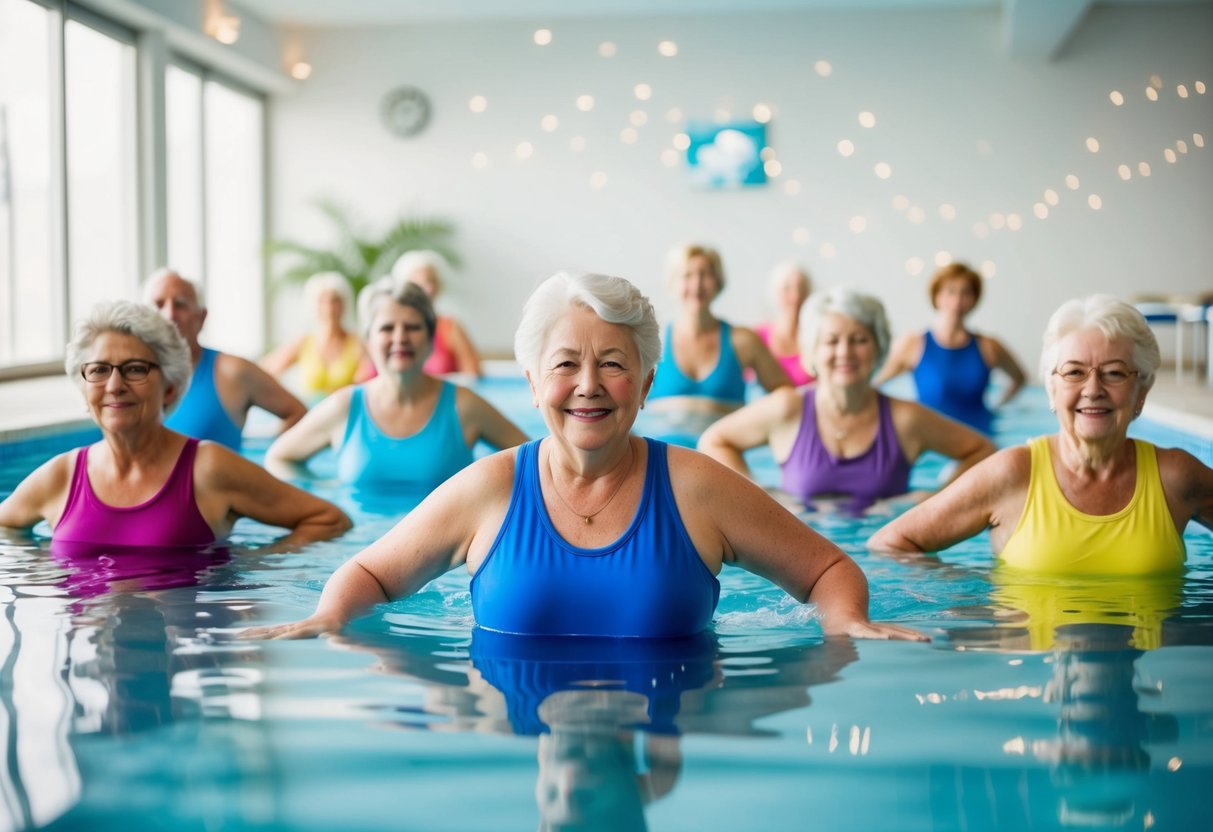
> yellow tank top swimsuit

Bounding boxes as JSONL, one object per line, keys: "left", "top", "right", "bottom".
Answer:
{"left": 298, "top": 333, "right": 361, "bottom": 397}
{"left": 998, "top": 436, "right": 1185, "bottom": 576}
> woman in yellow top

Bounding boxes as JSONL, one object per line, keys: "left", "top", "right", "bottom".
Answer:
{"left": 262, "top": 272, "right": 372, "bottom": 400}
{"left": 868, "top": 294, "right": 1213, "bottom": 575}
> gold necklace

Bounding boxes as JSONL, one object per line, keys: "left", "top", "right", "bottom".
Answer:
{"left": 547, "top": 444, "right": 635, "bottom": 525}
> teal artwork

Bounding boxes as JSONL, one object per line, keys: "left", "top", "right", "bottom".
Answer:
{"left": 686, "top": 121, "right": 767, "bottom": 188}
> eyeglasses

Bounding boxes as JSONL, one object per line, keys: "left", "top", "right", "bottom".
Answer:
{"left": 1052, "top": 363, "right": 1139, "bottom": 386}
{"left": 80, "top": 360, "right": 161, "bottom": 384}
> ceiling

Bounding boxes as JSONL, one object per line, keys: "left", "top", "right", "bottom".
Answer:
{"left": 233, "top": 0, "right": 1208, "bottom": 28}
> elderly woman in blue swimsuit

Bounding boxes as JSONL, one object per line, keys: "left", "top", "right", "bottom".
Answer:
{"left": 874, "top": 262, "right": 1026, "bottom": 435}
{"left": 265, "top": 277, "right": 527, "bottom": 494}
{"left": 648, "top": 244, "right": 791, "bottom": 417}
{"left": 246, "top": 272, "right": 926, "bottom": 642}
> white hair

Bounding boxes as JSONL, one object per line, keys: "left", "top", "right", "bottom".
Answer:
{"left": 65, "top": 300, "right": 193, "bottom": 413}
{"left": 800, "top": 286, "right": 891, "bottom": 374}
{"left": 142, "top": 268, "right": 206, "bottom": 309}
{"left": 1039, "top": 294, "right": 1160, "bottom": 387}
{"left": 514, "top": 272, "right": 660, "bottom": 378}
{"left": 356, "top": 274, "right": 437, "bottom": 339}
{"left": 302, "top": 271, "right": 354, "bottom": 318}
{"left": 390, "top": 249, "right": 450, "bottom": 297}
{"left": 768, "top": 260, "right": 812, "bottom": 306}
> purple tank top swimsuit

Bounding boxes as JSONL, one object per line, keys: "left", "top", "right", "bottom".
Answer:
{"left": 53, "top": 438, "right": 216, "bottom": 547}
{"left": 780, "top": 389, "right": 911, "bottom": 511}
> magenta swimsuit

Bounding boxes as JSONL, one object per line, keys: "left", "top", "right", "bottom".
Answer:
{"left": 53, "top": 438, "right": 216, "bottom": 547}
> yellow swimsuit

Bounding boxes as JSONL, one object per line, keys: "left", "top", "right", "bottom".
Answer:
{"left": 998, "top": 436, "right": 1185, "bottom": 576}
{"left": 297, "top": 333, "right": 362, "bottom": 397}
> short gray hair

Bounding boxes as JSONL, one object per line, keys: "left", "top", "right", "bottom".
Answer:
{"left": 302, "top": 271, "right": 354, "bottom": 318}
{"left": 143, "top": 268, "right": 206, "bottom": 309}
{"left": 356, "top": 274, "right": 437, "bottom": 339}
{"left": 800, "top": 286, "right": 891, "bottom": 374}
{"left": 514, "top": 272, "right": 660, "bottom": 378}
{"left": 390, "top": 249, "right": 449, "bottom": 297}
{"left": 65, "top": 300, "right": 193, "bottom": 412}
{"left": 1039, "top": 294, "right": 1160, "bottom": 387}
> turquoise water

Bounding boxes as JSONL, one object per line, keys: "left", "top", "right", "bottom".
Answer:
{"left": 1, "top": 379, "right": 1211, "bottom": 831}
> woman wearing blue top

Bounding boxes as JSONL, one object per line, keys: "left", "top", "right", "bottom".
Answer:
{"left": 875, "top": 262, "right": 1026, "bottom": 434}
{"left": 648, "top": 245, "right": 791, "bottom": 416}
{"left": 246, "top": 271, "right": 925, "bottom": 643}
{"left": 265, "top": 277, "right": 527, "bottom": 493}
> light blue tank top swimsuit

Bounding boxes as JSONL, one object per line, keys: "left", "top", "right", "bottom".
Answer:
{"left": 471, "top": 438, "right": 721, "bottom": 637}
{"left": 165, "top": 348, "right": 243, "bottom": 451}
{"left": 648, "top": 322, "right": 747, "bottom": 406}
{"left": 336, "top": 382, "right": 473, "bottom": 490}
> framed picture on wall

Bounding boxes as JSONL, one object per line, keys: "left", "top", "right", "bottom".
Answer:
{"left": 685, "top": 121, "right": 767, "bottom": 188}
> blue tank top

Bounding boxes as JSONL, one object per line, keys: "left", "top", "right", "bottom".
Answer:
{"left": 336, "top": 381, "right": 473, "bottom": 490}
{"left": 471, "top": 438, "right": 721, "bottom": 637}
{"left": 648, "top": 322, "right": 747, "bottom": 405}
{"left": 780, "top": 390, "right": 912, "bottom": 512}
{"left": 165, "top": 348, "right": 243, "bottom": 451}
{"left": 912, "top": 331, "right": 993, "bottom": 434}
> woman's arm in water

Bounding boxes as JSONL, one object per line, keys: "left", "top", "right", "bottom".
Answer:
{"left": 669, "top": 446, "right": 927, "bottom": 641}
{"left": 241, "top": 450, "right": 515, "bottom": 639}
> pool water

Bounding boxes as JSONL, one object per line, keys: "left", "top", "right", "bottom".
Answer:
{"left": 1, "top": 379, "right": 1211, "bottom": 831}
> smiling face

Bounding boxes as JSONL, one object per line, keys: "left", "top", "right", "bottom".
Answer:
{"left": 80, "top": 331, "right": 173, "bottom": 432}
{"left": 367, "top": 299, "right": 432, "bottom": 374}
{"left": 812, "top": 313, "right": 878, "bottom": 389}
{"left": 673, "top": 254, "right": 721, "bottom": 311}
{"left": 1047, "top": 328, "right": 1147, "bottom": 445}
{"left": 527, "top": 305, "right": 653, "bottom": 452}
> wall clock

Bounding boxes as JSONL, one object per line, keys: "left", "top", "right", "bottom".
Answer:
{"left": 381, "top": 86, "right": 431, "bottom": 138}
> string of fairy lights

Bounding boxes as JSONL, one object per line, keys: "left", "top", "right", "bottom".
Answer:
{"left": 461, "top": 28, "right": 1208, "bottom": 283}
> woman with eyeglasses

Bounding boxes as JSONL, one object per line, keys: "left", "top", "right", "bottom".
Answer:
{"left": 0, "top": 300, "right": 351, "bottom": 549}
{"left": 868, "top": 295, "right": 1213, "bottom": 574}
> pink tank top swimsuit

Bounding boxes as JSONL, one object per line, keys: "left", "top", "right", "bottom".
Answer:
{"left": 424, "top": 317, "right": 459, "bottom": 375}
{"left": 53, "top": 438, "right": 216, "bottom": 547}
{"left": 755, "top": 323, "right": 813, "bottom": 386}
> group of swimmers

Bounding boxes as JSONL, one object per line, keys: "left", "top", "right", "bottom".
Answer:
{"left": 0, "top": 245, "right": 1211, "bottom": 644}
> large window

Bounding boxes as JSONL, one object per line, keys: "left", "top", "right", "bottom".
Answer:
{"left": 166, "top": 67, "right": 265, "bottom": 358}
{"left": 165, "top": 64, "right": 204, "bottom": 282}
{"left": 0, "top": 0, "right": 268, "bottom": 375}
{"left": 64, "top": 16, "right": 138, "bottom": 324}
{"left": 0, "top": 0, "right": 58, "bottom": 366}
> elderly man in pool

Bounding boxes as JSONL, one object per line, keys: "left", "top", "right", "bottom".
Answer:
{"left": 0, "top": 300, "right": 351, "bottom": 549}
{"left": 868, "top": 294, "right": 1213, "bottom": 570}
{"left": 246, "top": 272, "right": 926, "bottom": 642}
{"left": 143, "top": 268, "right": 307, "bottom": 451}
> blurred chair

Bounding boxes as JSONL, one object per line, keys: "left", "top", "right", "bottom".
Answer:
{"left": 1133, "top": 299, "right": 1183, "bottom": 382}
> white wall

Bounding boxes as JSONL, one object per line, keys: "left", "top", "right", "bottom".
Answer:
{"left": 270, "top": 5, "right": 1213, "bottom": 371}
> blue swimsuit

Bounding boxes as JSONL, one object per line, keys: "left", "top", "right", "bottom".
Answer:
{"left": 912, "top": 331, "right": 994, "bottom": 434}
{"left": 165, "top": 348, "right": 243, "bottom": 451}
{"left": 336, "top": 382, "right": 473, "bottom": 490}
{"left": 648, "top": 322, "right": 747, "bottom": 406}
{"left": 471, "top": 438, "right": 721, "bottom": 638}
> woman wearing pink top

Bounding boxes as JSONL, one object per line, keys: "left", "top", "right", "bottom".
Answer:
{"left": 755, "top": 261, "right": 814, "bottom": 387}
{"left": 0, "top": 300, "right": 350, "bottom": 549}
{"left": 392, "top": 250, "right": 482, "bottom": 377}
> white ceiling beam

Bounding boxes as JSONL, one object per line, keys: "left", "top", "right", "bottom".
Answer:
{"left": 1003, "top": 0, "right": 1094, "bottom": 60}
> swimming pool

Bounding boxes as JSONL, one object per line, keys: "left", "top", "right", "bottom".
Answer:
{"left": 1, "top": 378, "right": 1210, "bottom": 831}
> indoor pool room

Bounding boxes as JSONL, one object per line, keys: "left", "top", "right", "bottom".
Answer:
{"left": 1, "top": 0, "right": 1212, "bottom": 830}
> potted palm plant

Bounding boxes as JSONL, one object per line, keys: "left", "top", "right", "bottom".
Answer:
{"left": 269, "top": 199, "right": 459, "bottom": 297}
